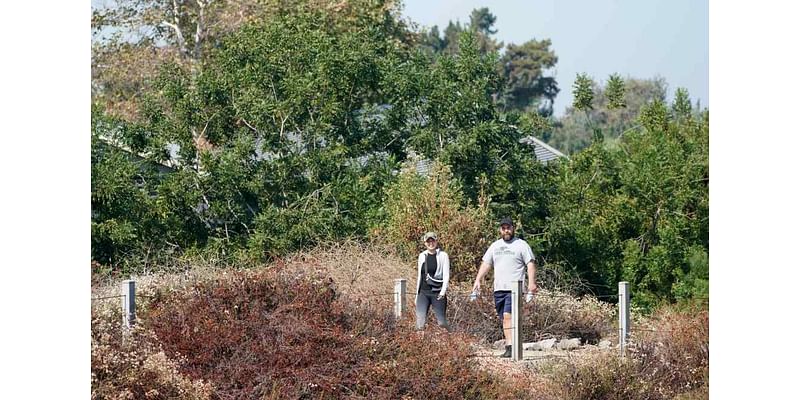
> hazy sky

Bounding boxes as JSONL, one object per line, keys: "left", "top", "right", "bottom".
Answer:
{"left": 401, "top": 0, "right": 708, "bottom": 117}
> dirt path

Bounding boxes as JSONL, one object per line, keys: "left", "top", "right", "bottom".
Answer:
{"left": 471, "top": 342, "right": 616, "bottom": 379}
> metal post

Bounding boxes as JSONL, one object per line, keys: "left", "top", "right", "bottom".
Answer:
{"left": 122, "top": 280, "right": 136, "bottom": 328}
{"left": 618, "top": 281, "right": 630, "bottom": 356}
{"left": 394, "top": 279, "right": 407, "bottom": 319}
{"left": 511, "top": 280, "right": 523, "bottom": 361}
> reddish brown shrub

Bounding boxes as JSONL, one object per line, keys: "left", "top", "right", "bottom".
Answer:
{"left": 138, "top": 266, "right": 524, "bottom": 399}
{"left": 91, "top": 305, "right": 213, "bottom": 399}
{"left": 143, "top": 267, "right": 357, "bottom": 399}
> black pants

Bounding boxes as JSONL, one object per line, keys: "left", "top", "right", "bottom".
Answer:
{"left": 415, "top": 292, "right": 448, "bottom": 330}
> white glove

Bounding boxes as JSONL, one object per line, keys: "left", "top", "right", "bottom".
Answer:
{"left": 525, "top": 292, "right": 534, "bottom": 303}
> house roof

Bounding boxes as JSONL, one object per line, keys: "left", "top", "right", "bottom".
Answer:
{"left": 520, "top": 136, "right": 568, "bottom": 164}
{"left": 95, "top": 136, "right": 177, "bottom": 174}
{"left": 411, "top": 136, "right": 567, "bottom": 176}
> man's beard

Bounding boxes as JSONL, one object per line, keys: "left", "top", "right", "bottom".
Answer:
{"left": 503, "top": 233, "right": 513, "bottom": 241}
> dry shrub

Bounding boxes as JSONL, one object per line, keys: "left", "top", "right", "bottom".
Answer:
{"left": 545, "top": 351, "right": 648, "bottom": 400}
{"left": 446, "top": 283, "right": 615, "bottom": 344}
{"left": 377, "top": 159, "right": 493, "bottom": 281}
{"left": 134, "top": 265, "right": 522, "bottom": 399}
{"left": 143, "top": 266, "right": 353, "bottom": 399}
{"left": 354, "top": 329, "right": 526, "bottom": 400}
{"left": 629, "top": 304, "right": 709, "bottom": 396}
{"left": 544, "top": 305, "right": 709, "bottom": 400}
{"left": 91, "top": 305, "right": 213, "bottom": 399}
{"left": 282, "top": 242, "right": 615, "bottom": 345}
{"left": 282, "top": 239, "right": 408, "bottom": 302}
{"left": 524, "top": 290, "right": 616, "bottom": 343}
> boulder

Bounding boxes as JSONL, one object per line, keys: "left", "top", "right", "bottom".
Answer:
{"left": 524, "top": 338, "right": 557, "bottom": 351}
{"left": 537, "top": 338, "right": 557, "bottom": 350}
{"left": 523, "top": 342, "right": 538, "bottom": 351}
{"left": 557, "top": 338, "right": 581, "bottom": 350}
{"left": 493, "top": 339, "right": 506, "bottom": 350}
{"left": 598, "top": 340, "right": 612, "bottom": 349}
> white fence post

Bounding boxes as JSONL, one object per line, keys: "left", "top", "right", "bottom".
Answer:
{"left": 511, "top": 280, "right": 523, "bottom": 361}
{"left": 618, "top": 281, "right": 630, "bottom": 356}
{"left": 394, "top": 279, "right": 407, "bottom": 319}
{"left": 121, "top": 280, "right": 136, "bottom": 328}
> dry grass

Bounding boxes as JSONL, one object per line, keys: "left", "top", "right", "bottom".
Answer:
{"left": 282, "top": 239, "right": 410, "bottom": 299}
{"left": 539, "top": 305, "right": 709, "bottom": 400}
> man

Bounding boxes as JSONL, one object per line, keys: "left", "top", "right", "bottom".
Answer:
{"left": 472, "top": 217, "right": 537, "bottom": 358}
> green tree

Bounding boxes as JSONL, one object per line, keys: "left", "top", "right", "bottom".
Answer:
{"left": 415, "top": 7, "right": 558, "bottom": 115}
{"left": 544, "top": 81, "right": 709, "bottom": 306}
{"left": 92, "top": 5, "right": 412, "bottom": 267}
{"left": 92, "top": 0, "right": 411, "bottom": 119}
{"left": 402, "top": 31, "right": 560, "bottom": 248}
{"left": 499, "top": 39, "right": 559, "bottom": 115}
{"left": 550, "top": 76, "right": 669, "bottom": 154}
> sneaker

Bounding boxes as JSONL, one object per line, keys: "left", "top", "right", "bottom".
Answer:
{"left": 500, "top": 345, "right": 512, "bottom": 358}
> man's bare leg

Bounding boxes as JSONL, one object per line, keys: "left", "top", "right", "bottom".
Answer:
{"left": 503, "top": 312, "right": 512, "bottom": 345}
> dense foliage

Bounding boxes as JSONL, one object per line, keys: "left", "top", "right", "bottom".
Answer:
{"left": 92, "top": 2, "right": 708, "bottom": 306}
{"left": 378, "top": 160, "right": 493, "bottom": 279}
{"left": 545, "top": 86, "right": 709, "bottom": 305}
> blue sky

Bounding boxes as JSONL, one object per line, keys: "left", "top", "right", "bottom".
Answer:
{"left": 401, "top": 0, "right": 708, "bottom": 117}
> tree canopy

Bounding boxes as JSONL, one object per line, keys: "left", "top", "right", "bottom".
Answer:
{"left": 91, "top": 2, "right": 708, "bottom": 306}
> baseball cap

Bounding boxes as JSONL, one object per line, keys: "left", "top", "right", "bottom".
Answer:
{"left": 499, "top": 217, "right": 515, "bottom": 227}
{"left": 422, "top": 232, "right": 438, "bottom": 242}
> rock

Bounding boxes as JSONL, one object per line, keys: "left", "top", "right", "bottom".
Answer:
{"left": 522, "top": 338, "right": 557, "bottom": 351}
{"left": 557, "top": 338, "right": 581, "bottom": 350}
{"left": 537, "top": 338, "right": 557, "bottom": 350}
{"left": 599, "top": 340, "right": 612, "bottom": 349}
{"left": 493, "top": 339, "right": 506, "bottom": 350}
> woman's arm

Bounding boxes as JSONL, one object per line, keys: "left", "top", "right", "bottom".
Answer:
{"left": 439, "top": 252, "right": 450, "bottom": 299}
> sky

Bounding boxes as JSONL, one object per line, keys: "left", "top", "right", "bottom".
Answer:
{"left": 401, "top": 0, "right": 709, "bottom": 117}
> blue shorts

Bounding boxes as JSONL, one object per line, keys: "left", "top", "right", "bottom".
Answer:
{"left": 494, "top": 291, "right": 513, "bottom": 318}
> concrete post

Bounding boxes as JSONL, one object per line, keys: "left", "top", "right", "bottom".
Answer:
{"left": 394, "top": 279, "right": 407, "bottom": 319}
{"left": 511, "top": 280, "right": 523, "bottom": 361}
{"left": 121, "top": 280, "right": 136, "bottom": 328}
{"left": 618, "top": 281, "right": 630, "bottom": 357}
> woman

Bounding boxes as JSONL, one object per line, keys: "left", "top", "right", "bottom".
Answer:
{"left": 415, "top": 231, "right": 450, "bottom": 330}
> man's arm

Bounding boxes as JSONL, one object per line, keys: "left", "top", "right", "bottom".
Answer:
{"left": 527, "top": 260, "right": 537, "bottom": 293}
{"left": 472, "top": 261, "right": 492, "bottom": 292}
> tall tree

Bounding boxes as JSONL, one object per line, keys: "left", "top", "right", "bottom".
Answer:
{"left": 499, "top": 39, "right": 559, "bottom": 115}
{"left": 469, "top": 7, "right": 503, "bottom": 55}
{"left": 92, "top": 3, "right": 414, "bottom": 266}
{"left": 549, "top": 76, "right": 669, "bottom": 154}
{"left": 414, "top": 7, "right": 558, "bottom": 115}
{"left": 92, "top": 0, "right": 411, "bottom": 119}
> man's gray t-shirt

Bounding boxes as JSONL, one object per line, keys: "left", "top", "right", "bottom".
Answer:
{"left": 482, "top": 238, "right": 535, "bottom": 292}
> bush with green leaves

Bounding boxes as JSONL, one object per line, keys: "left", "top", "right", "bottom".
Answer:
{"left": 378, "top": 159, "right": 493, "bottom": 281}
